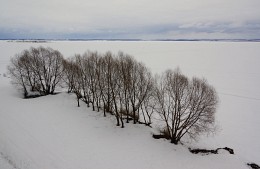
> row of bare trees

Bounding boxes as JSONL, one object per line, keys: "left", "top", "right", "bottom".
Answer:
{"left": 63, "top": 51, "right": 155, "bottom": 128}
{"left": 8, "top": 47, "right": 218, "bottom": 144}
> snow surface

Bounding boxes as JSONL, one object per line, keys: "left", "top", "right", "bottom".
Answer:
{"left": 0, "top": 40, "right": 260, "bottom": 169}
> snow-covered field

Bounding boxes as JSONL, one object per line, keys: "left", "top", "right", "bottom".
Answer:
{"left": 0, "top": 40, "right": 260, "bottom": 169}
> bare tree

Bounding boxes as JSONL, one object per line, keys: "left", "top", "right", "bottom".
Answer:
{"left": 154, "top": 68, "right": 218, "bottom": 144}
{"left": 74, "top": 54, "right": 91, "bottom": 107}
{"left": 82, "top": 51, "right": 100, "bottom": 111}
{"left": 71, "top": 64, "right": 83, "bottom": 107}
{"left": 96, "top": 55, "right": 108, "bottom": 116}
{"left": 140, "top": 78, "right": 156, "bottom": 126}
{"left": 101, "top": 52, "right": 114, "bottom": 116}
{"left": 62, "top": 57, "right": 76, "bottom": 93}
{"left": 29, "top": 47, "right": 63, "bottom": 94}
{"left": 8, "top": 47, "right": 64, "bottom": 97}
{"left": 127, "top": 61, "right": 153, "bottom": 124}
{"left": 108, "top": 56, "right": 121, "bottom": 127}
{"left": 62, "top": 57, "right": 83, "bottom": 107}
{"left": 117, "top": 52, "right": 133, "bottom": 123}
{"left": 8, "top": 55, "right": 29, "bottom": 97}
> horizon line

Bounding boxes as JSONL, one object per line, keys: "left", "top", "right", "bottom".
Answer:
{"left": 1, "top": 38, "right": 260, "bottom": 42}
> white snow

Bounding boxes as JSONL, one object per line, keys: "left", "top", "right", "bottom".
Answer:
{"left": 0, "top": 40, "right": 260, "bottom": 169}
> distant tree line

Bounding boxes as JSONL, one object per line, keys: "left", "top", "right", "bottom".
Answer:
{"left": 7, "top": 46, "right": 218, "bottom": 144}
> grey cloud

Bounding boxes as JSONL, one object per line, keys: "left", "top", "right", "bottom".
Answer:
{"left": 0, "top": 0, "right": 260, "bottom": 39}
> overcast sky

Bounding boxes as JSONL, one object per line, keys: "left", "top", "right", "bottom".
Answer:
{"left": 0, "top": 0, "right": 260, "bottom": 39}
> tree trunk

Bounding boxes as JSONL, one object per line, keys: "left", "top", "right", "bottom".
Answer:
{"left": 92, "top": 99, "right": 95, "bottom": 111}
{"left": 103, "top": 103, "right": 106, "bottom": 117}
{"left": 96, "top": 98, "right": 99, "bottom": 112}
{"left": 171, "top": 137, "right": 178, "bottom": 145}
{"left": 120, "top": 116, "right": 124, "bottom": 128}
{"left": 77, "top": 97, "right": 80, "bottom": 107}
